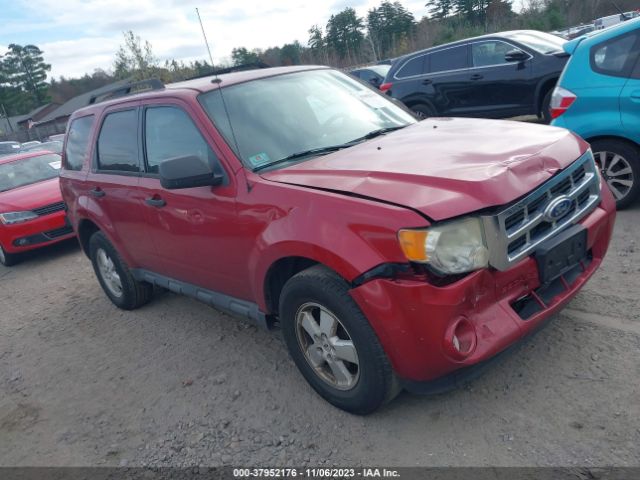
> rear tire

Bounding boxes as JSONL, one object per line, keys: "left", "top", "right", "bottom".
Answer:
{"left": 279, "top": 265, "right": 400, "bottom": 415}
{"left": 411, "top": 103, "right": 436, "bottom": 120}
{"left": 541, "top": 89, "right": 553, "bottom": 124}
{"left": 0, "top": 245, "right": 19, "bottom": 266}
{"left": 89, "top": 231, "right": 153, "bottom": 310}
{"left": 591, "top": 139, "right": 640, "bottom": 209}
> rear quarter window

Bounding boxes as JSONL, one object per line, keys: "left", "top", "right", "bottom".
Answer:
{"left": 64, "top": 115, "right": 94, "bottom": 171}
{"left": 395, "top": 56, "right": 426, "bottom": 78}
{"left": 590, "top": 31, "right": 640, "bottom": 78}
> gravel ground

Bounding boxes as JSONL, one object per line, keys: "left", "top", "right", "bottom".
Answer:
{"left": 0, "top": 204, "right": 638, "bottom": 468}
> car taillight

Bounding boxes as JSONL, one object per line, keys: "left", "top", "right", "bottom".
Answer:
{"left": 379, "top": 82, "right": 392, "bottom": 94}
{"left": 550, "top": 86, "right": 577, "bottom": 119}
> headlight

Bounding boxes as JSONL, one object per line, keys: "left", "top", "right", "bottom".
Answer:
{"left": 0, "top": 211, "right": 39, "bottom": 225}
{"left": 398, "top": 217, "right": 489, "bottom": 274}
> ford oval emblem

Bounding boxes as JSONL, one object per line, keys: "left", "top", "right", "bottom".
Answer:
{"left": 543, "top": 195, "right": 573, "bottom": 222}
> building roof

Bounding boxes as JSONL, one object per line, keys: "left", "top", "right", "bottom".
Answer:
{"left": 37, "top": 79, "right": 132, "bottom": 125}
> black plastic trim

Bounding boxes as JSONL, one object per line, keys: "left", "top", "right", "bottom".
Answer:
{"left": 351, "top": 263, "right": 411, "bottom": 287}
{"left": 131, "top": 269, "right": 270, "bottom": 330}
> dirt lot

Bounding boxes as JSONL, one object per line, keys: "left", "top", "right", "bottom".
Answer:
{"left": 1, "top": 205, "right": 639, "bottom": 468}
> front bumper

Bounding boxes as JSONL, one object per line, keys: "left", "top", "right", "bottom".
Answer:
{"left": 349, "top": 187, "right": 616, "bottom": 384}
{"left": 0, "top": 210, "right": 75, "bottom": 254}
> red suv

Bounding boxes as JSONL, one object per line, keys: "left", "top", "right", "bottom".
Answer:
{"left": 60, "top": 67, "right": 616, "bottom": 414}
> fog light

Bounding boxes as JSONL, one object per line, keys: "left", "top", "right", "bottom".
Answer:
{"left": 444, "top": 317, "right": 477, "bottom": 360}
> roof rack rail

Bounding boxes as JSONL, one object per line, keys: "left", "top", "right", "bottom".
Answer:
{"left": 184, "top": 62, "right": 271, "bottom": 81}
{"left": 89, "top": 78, "right": 165, "bottom": 105}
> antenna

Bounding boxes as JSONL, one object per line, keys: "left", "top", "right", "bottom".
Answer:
{"left": 196, "top": 7, "right": 217, "bottom": 76}
{"left": 610, "top": 1, "right": 629, "bottom": 19}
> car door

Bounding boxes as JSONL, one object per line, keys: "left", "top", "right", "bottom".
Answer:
{"left": 85, "top": 106, "right": 154, "bottom": 266}
{"left": 136, "top": 102, "right": 247, "bottom": 299}
{"left": 467, "top": 40, "right": 533, "bottom": 118}
{"left": 424, "top": 44, "right": 474, "bottom": 116}
{"left": 617, "top": 32, "right": 640, "bottom": 137}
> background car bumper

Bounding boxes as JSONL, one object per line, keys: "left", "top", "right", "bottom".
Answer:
{"left": 0, "top": 211, "right": 75, "bottom": 254}
{"left": 349, "top": 184, "right": 616, "bottom": 383}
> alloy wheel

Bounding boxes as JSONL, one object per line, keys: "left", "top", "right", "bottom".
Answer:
{"left": 295, "top": 302, "right": 360, "bottom": 391}
{"left": 96, "top": 248, "right": 123, "bottom": 298}
{"left": 595, "top": 150, "right": 635, "bottom": 202}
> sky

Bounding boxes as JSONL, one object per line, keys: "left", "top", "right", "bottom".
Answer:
{"left": 0, "top": 0, "right": 433, "bottom": 80}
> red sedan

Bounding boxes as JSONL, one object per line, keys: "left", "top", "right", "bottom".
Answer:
{"left": 0, "top": 151, "right": 75, "bottom": 266}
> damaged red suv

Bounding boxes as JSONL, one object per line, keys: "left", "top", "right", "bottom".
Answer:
{"left": 60, "top": 67, "right": 615, "bottom": 414}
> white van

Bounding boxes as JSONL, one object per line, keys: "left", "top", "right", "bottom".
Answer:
{"left": 595, "top": 11, "right": 639, "bottom": 30}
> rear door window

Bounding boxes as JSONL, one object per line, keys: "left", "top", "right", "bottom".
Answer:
{"left": 96, "top": 109, "right": 139, "bottom": 173}
{"left": 428, "top": 45, "right": 469, "bottom": 73}
{"left": 591, "top": 32, "right": 640, "bottom": 78}
{"left": 64, "top": 115, "right": 94, "bottom": 171}
{"left": 395, "top": 56, "right": 426, "bottom": 78}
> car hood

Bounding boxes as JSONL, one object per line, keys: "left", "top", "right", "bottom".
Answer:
{"left": 260, "top": 118, "right": 587, "bottom": 221}
{"left": 0, "top": 177, "right": 62, "bottom": 212}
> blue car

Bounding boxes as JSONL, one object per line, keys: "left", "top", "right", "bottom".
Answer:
{"left": 551, "top": 18, "right": 640, "bottom": 208}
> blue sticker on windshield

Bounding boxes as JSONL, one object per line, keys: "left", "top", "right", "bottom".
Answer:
{"left": 248, "top": 152, "right": 271, "bottom": 167}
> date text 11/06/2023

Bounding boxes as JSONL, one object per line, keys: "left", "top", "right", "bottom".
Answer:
{"left": 233, "top": 468, "right": 401, "bottom": 478}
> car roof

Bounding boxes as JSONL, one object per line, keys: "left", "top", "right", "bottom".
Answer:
{"left": 72, "top": 65, "right": 330, "bottom": 119}
{"left": 0, "top": 150, "right": 58, "bottom": 166}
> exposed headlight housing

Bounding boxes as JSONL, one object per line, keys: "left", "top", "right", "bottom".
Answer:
{"left": 398, "top": 217, "right": 489, "bottom": 275}
{"left": 0, "top": 211, "right": 39, "bottom": 225}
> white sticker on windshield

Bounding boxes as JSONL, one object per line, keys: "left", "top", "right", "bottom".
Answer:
{"left": 48, "top": 161, "right": 61, "bottom": 169}
{"left": 357, "top": 91, "right": 388, "bottom": 109}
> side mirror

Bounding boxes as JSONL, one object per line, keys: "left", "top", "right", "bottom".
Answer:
{"left": 505, "top": 49, "right": 529, "bottom": 63}
{"left": 159, "top": 155, "right": 223, "bottom": 190}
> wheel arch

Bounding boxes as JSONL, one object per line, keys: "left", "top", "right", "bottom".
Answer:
{"left": 77, "top": 218, "right": 101, "bottom": 258}
{"left": 536, "top": 76, "right": 559, "bottom": 115}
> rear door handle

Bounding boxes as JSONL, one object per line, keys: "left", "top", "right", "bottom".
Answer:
{"left": 89, "top": 187, "right": 105, "bottom": 198}
{"left": 470, "top": 74, "right": 483, "bottom": 81}
{"left": 630, "top": 90, "right": 640, "bottom": 101}
{"left": 145, "top": 197, "right": 166, "bottom": 208}
{"left": 422, "top": 78, "right": 433, "bottom": 85}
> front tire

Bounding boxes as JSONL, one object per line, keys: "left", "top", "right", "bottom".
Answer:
{"left": 0, "top": 245, "right": 19, "bottom": 266}
{"left": 591, "top": 139, "right": 639, "bottom": 209}
{"left": 279, "top": 265, "right": 400, "bottom": 415}
{"left": 89, "top": 231, "right": 153, "bottom": 310}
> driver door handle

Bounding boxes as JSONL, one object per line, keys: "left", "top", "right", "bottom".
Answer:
{"left": 145, "top": 197, "right": 166, "bottom": 208}
{"left": 470, "top": 74, "right": 483, "bottom": 81}
{"left": 89, "top": 187, "right": 105, "bottom": 198}
{"left": 422, "top": 78, "right": 433, "bottom": 85}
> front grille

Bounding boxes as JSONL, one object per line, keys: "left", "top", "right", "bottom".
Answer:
{"left": 44, "top": 225, "right": 73, "bottom": 239}
{"left": 482, "top": 151, "right": 601, "bottom": 271}
{"left": 32, "top": 201, "right": 65, "bottom": 216}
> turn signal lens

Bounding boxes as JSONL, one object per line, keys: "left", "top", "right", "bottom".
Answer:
{"left": 398, "top": 229, "right": 429, "bottom": 262}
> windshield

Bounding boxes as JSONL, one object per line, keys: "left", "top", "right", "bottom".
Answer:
{"left": 199, "top": 69, "right": 415, "bottom": 170}
{"left": 0, "top": 153, "right": 61, "bottom": 193}
{"left": 504, "top": 31, "right": 566, "bottom": 53}
{"left": 0, "top": 142, "right": 21, "bottom": 156}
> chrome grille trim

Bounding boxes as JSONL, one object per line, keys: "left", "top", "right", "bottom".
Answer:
{"left": 482, "top": 151, "right": 601, "bottom": 271}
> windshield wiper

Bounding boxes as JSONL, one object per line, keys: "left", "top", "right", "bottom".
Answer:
{"left": 252, "top": 125, "right": 408, "bottom": 172}
{"left": 252, "top": 145, "right": 347, "bottom": 172}
{"left": 354, "top": 125, "right": 407, "bottom": 141}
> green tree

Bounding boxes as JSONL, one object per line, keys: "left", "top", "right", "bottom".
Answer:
{"left": 231, "top": 47, "right": 260, "bottom": 66}
{"left": 367, "top": 1, "right": 416, "bottom": 60}
{"left": 113, "top": 31, "right": 158, "bottom": 80}
{"left": 308, "top": 25, "right": 328, "bottom": 64}
{"left": 326, "top": 8, "right": 365, "bottom": 64}
{"left": 1, "top": 44, "right": 51, "bottom": 113}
